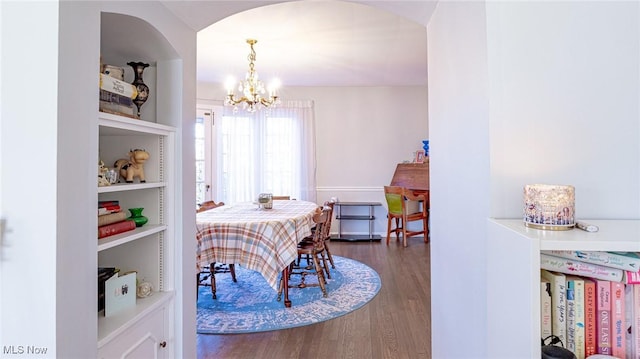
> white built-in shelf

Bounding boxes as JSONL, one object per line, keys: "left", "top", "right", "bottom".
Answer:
{"left": 99, "top": 111, "right": 174, "bottom": 135}
{"left": 493, "top": 219, "right": 640, "bottom": 251}
{"left": 487, "top": 218, "right": 640, "bottom": 358}
{"left": 97, "top": 224, "right": 167, "bottom": 252}
{"left": 97, "top": 290, "right": 175, "bottom": 348}
{"left": 98, "top": 182, "right": 166, "bottom": 193}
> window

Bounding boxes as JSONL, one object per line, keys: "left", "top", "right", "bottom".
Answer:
{"left": 195, "top": 109, "right": 213, "bottom": 206}
{"left": 214, "top": 100, "right": 317, "bottom": 204}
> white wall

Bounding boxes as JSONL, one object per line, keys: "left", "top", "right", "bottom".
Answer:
{"left": 1, "top": 1, "right": 61, "bottom": 355}
{"left": 197, "top": 84, "right": 429, "bottom": 235}
{"left": 0, "top": 2, "right": 196, "bottom": 358}
{"left": 486, "top": 1, "right": 640, "bottom": 220}
{"left": 429, "top": 1, "right": 640, "bottom": 358}
{"left": 427, "top": 2, "right": 491, "bottom": 358}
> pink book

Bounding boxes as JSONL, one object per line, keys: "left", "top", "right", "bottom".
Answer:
{"left": 596, "top": 280, "right": 612, "bottom": 355}
{"left": 611, "top": 282, "right": 626, "bottom": 358}
{"left": 585, "top": 279, "right": 598, "bottom": 357}
{"left": 626, "top": 284, "right": 640, "bottom": 359}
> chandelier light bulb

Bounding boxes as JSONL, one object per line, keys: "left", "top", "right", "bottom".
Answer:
{"left": 225, "top": 76, "right": 236, "bottom": 95}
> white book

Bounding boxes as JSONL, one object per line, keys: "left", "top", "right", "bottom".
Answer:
{"left": 541, "top": 278, "right": 553, "bottom": 342}
{"left": 541, "top": 253, "right": 624, "bottom": 282}
{"left": 542, "top": 269, "right": 567, "bottom": 347}
{"left": 543, "top": 250, "right": 640, "bottom": 272}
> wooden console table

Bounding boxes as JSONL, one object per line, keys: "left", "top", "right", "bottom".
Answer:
{"left": 331, "top": 202, "right": 382, "bottom": 242}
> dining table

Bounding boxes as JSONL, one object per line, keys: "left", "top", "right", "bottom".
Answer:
{"left": 196, "top": 199, "right": 319, "bottom": 307}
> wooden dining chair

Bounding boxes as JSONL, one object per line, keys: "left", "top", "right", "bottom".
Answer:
{"left": 272, "top": 195, "right": 291, "bottom": 200}
{"left": 279, "top": 206, "right": 332, "bottom": 298}
{"left": 196, "top": 200, "right": 237, "bottom": 300}
{"left": 298, "top": 199, "right": 336, "bottom": 277}
{"left": 197, "top": 200, "right": 224, "bottom": 213}
{"left": 320, "top": 199, "right": 336, "bottom": 271}
{"left": 384, "top": 186, "right": 429, "bottom": 247}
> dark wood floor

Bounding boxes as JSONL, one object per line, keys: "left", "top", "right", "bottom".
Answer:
{"left": 197, "top": 237, "right": 431, "bottom": 359}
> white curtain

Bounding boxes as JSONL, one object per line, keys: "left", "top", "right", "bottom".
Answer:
{"left": 216, "top": 100, "right": 317, "bottom": 204}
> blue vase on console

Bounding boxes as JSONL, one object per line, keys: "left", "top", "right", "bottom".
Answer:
{"left": 422, "top": 140, "right": 429, "bottom": 157}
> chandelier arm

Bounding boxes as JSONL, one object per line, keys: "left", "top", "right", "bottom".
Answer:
{"left": 226, "top": 94, "right": 252, "bottom": 106}
{"left": 260, "top": 96, "right": 278, "bottom": 107}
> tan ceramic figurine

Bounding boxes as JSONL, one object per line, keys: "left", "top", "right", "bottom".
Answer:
{"left": 114, "top": 149, "right": 149, "bottom": 183}
{"left": 98, "top": 160, "right": 110, "bottom": 187}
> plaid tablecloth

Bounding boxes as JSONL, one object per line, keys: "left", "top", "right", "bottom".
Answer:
{"left": 196, "top": 200, "right": 319, "bottom": 290}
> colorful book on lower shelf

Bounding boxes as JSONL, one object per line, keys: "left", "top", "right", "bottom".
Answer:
{"left": 585, "top": 278, "right": 598, "bottom": 357}
{"left": 567, "top": 278, "right": 577, "bottom": 353}
{"left": 540, "top": 253, "right": 624, "bottom": 282}
{"left": 596, "top": 279, "right": 612, "bottom": 355}
{"left": 567, "top": 276, "right": 585, "bottom": 359}
{"left": 98, "top": 220, "right": 135, "bottom": 239}
{"left": 611, "top": 281, "right": 626, "bottom": 358}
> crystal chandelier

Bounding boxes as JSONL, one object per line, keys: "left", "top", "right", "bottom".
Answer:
{"left": 225, "top": 39, "right": 280, "bottom": 113}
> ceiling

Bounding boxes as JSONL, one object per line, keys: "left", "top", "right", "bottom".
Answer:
{"left": 161, "top": 1, "right": 434, "bottom": 87}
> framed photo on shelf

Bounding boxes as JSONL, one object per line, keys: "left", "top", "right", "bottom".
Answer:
{"left": 415, "top": 150, "right": 425, "bottom": 163}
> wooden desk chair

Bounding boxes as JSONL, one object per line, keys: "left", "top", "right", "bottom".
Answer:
{"left": 196, "top": 200, "right": 237, "bottom": 300}
{"left": 279, "top": 206, "right": 332, "bottom": 298}
{"left": 384, "top": 186, "right": 429, "bottom": 247}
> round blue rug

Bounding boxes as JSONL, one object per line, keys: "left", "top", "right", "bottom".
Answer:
{"left": 197, "top": 255, "right": 381, "bottom": 334}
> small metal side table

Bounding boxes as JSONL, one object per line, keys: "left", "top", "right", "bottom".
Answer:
{"left": 331, "top": 202, "right": 382, "bottom": 242}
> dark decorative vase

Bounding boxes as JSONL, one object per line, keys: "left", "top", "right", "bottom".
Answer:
{"left": 127, "top": 61, "right": 150, "bottom": 118}
{"left": 127, "top": 207, "right": 149, "bottom": 227}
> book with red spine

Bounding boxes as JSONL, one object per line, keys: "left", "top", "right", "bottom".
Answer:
{"left": 98, "top": 220, "right": 135, "bottom": 239}
{"left": 98, "top": 206, "right": 121, "bottom": 216}
{"left": 596, "top": 279, "right": 612, "bottom": 355}
{"left": 98, "top": 200, "right": 120, "bottom": 207}
{"left": 585, "top": 278, "right": 598, "bottom": 357}
{"left": 611, "top": 281, "right": 626, "bottom": 358}
{"left": 99, "top": 204, "right": 121, "bottom": 210}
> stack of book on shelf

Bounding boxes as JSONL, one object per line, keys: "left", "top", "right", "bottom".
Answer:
{"left": 540, "top": 250, "right": 640, "bottom": 359}
{"left": 98, "top": 71, "right": 137, "bottom": 119}
{"left": 98, "top": 201, "right": 135, "bottom": 239}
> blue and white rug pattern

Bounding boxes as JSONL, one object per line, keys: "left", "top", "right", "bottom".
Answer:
{"left": 197, "top": 256, "right": 381, "bottom": 334}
